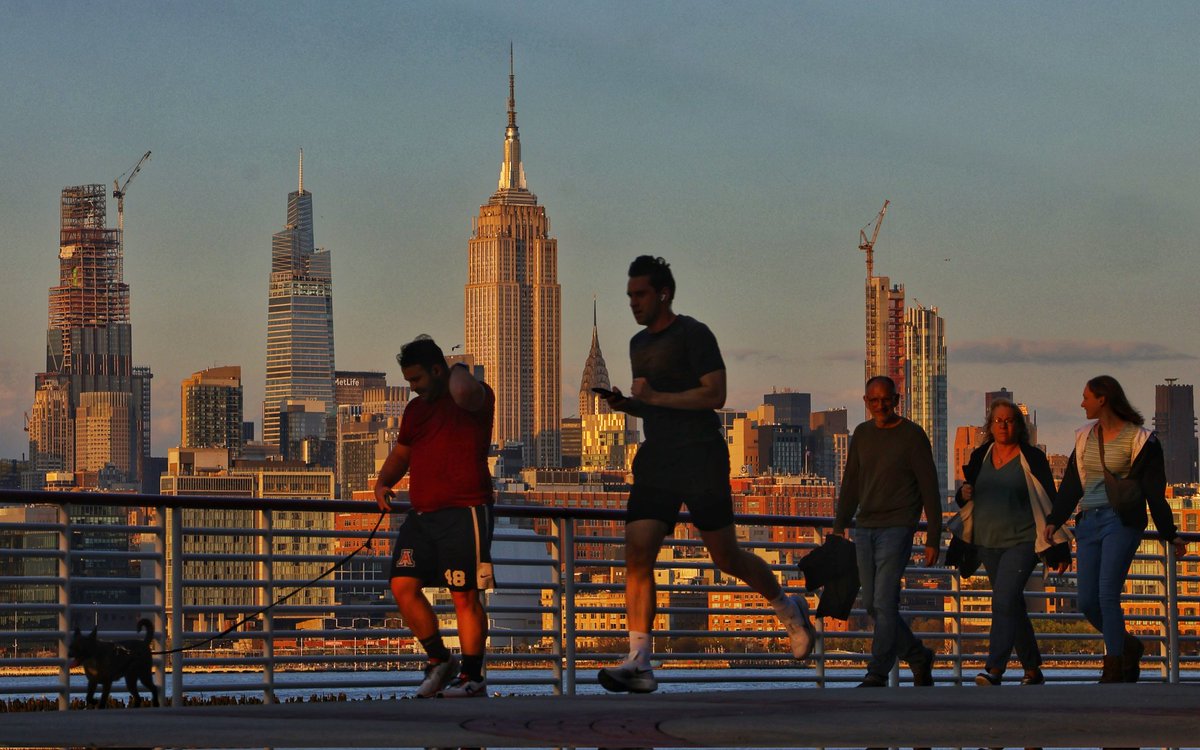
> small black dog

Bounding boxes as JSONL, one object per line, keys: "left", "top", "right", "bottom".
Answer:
{"left": 67, "top": 618, "right": 160, "bottom": 708}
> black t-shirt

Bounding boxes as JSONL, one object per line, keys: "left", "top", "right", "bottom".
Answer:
{"left": 629, "top": 314, "right": 725, "bottom": 447}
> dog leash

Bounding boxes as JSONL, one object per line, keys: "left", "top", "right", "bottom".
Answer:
{"left": 151, "top": 510, "right": 388, "bottom": 656}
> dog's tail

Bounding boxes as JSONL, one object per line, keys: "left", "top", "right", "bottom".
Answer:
{"left": 137, "top": 618, "right": 154, "bottom": 644}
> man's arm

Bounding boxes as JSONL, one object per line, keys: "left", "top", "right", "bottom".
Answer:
{"left": 449, "top": 363, "right": 486, "bottom": 411}
{"left": 630, "top": 369, "right": 726, "bottom": 411}
{"left": 373, "top": 442, "right": 411, "bottom": 512}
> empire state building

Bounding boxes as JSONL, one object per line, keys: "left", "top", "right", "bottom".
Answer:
{"left": 465, "top": 51, "right": 561, "bottom": 467}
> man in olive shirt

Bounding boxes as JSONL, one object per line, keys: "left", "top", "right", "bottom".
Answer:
{"left": 834, "top": 376, "right": 942, "bottom": 687}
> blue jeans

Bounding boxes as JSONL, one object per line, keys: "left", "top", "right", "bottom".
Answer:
{"left": 978, "top": 542, "right": 1040, "bottom": 672}
{"left": 855, "top": 526, "right": 926, "bottom": 677}
{"left": 1074, "top": 506, "right": 1141, "bottom": 655}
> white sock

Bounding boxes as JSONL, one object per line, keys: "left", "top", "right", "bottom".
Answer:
{"left": 769, "top": 592, "right": 796, "bottom": 620}
{"left": 626, "top": 631, "right": 652, "bottom": 668}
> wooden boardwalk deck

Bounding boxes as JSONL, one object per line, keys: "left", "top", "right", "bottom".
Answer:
{"left": 0, "top": 683, "right": 1195, "bottom": 748}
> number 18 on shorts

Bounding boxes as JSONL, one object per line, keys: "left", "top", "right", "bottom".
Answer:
{"left": 389, "top": 505, "right": 495, "bottom": 592}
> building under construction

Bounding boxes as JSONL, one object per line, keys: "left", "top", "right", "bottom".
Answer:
{"left": 32, "top": 183, "right": 150, "bottom": 488}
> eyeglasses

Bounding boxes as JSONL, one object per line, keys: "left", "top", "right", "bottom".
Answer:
{"left": 991, "top": 418, "right": 1017, "bottom": 426}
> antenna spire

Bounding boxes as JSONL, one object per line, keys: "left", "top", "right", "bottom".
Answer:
{"left": 298, "top": 148, "right": 304, "bottom": 193}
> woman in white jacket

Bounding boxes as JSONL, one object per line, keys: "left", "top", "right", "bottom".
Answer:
{"left": 957, "top": 399, "right": 1068, "bottom": 686}
{"left": 1045, "top": 375, "right": 1188, "bottom": 682}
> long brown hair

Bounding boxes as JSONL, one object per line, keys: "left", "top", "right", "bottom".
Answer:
{"left": 1086, "top": 374, "right": 1144, "bottom": 426}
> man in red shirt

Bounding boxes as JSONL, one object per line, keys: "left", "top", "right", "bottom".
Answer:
{"left": 374, "top": 336, "right": 495, "bottom": 698}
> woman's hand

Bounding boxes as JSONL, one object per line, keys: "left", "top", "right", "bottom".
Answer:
{"left": 1044, "top": 523, "right": 1058, "bottom": 545}
{"left": 1171, "top": 537, "right": 1188, "bottom": 559}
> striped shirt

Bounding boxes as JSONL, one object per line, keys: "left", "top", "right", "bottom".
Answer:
{"left": 1080, "top": 422, "right": 1137, "bottom": 510}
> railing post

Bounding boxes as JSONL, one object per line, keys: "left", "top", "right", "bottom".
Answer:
{"left": 562, "top": 519, "right": 576, "bottom": 695}
{"left": 170, "top": 506, "right": 184, "bottom": 707}
{"left": 948, "top": 571, "right": 962, "bottom": 686}
{"left": 153, "top": 503, "right": 167, "bottom": 703}
{"left": 57, "top": 504, "right": 71, "bottom": 710}
{"left": 1165, "top": 541, "right": 1179, "bottom": 684}
{"left": 259, "top": 508, "right": 276, "bottom": 703}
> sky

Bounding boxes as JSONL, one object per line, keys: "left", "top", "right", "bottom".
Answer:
{"left": 1, "top": 1, "right": 1197, "bottom": 475}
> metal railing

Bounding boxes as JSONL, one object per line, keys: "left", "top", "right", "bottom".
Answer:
{"left": 0, "top": 488, "right": 1196, "bottom": 708}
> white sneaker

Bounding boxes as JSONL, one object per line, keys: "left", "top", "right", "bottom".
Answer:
{"left": 415, "top": 654, "right": 460, "bottom": 698}
{"left": 783, "top": 594, "right": 816, "bottom": 660}
{"left": 597, "top": 655, "right": 658, "bottom": 693}
{"left": 437, "top": 672, "right": 487, "bottom": 698}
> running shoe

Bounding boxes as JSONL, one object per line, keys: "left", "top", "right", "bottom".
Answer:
{"left": 437, "top": 672, "right": 487, "bottom": 698}
{"left": 415, "top": 654, "right": 460, "bottom": 698}
{"left": 597, "top": 660, "right": 658, "bottom": 693}
{"left": 783, "top": 594, "right": 816, "bottom": 660}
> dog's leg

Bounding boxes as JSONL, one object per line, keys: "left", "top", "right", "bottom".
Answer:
{"left": 126, "top": 673, "right": 141, "bottom": 707}
{"left": 86, "top": 677, "right": 98, "bottom": 709}
{"left": 142, "top": 673, "right": 160, "bottom": 707}
{"left": 99, "top": 679, "right": 112, "bottom": 709}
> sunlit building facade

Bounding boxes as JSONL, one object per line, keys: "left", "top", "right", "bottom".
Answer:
{"left": 905, "top": 305, "right": 948, "bottom": 492}
{"left": 464, "top": 53, "right": 561, "bottom": 467}
{"left": 182, "top": 366, "right": 244, "bottom": 456}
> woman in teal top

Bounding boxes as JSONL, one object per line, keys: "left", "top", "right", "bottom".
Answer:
{"left": 957, "top": 399, "right": 1065, "bottom": 686}
{"left": 1046, "top": 375, "right": 1188, "bottom": 682}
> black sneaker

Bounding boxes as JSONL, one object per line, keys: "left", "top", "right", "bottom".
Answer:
{"left": 1019, "top": 668, "right": 1045, "bottom": 686}
{"left": 909, "top": 646, "right": 935, "bottom": 686}
{"left": 974, "top": 671, "right": 1002, "bottom": 686}
{"left": 856, "top": 673, "right": 888, "bottom": 688}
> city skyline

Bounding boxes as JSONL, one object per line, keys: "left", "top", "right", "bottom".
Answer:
{"left": 1, "top": 3, "right": 1198, "bottom": 467}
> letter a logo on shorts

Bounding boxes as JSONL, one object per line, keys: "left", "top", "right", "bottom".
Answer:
{"left": 397, "top": 549, "right": 415, "bottom": 567}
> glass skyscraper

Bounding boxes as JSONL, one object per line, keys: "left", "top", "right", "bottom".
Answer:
{"left": 905, "top": 305, "right": 948, "bottom": 492}
{"left": 263, "top": 151, "right": 335, "bottom": 448}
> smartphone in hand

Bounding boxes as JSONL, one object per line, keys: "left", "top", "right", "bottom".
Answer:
{"left": 591, "top": 387, "right": 617, "bottom": 398}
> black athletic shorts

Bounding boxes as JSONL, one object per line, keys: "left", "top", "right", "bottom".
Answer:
{"left": 628, "top": 438, "right": 734, "bottom": 533}
{"left": 389, "top": 504, "right": 495, "bottom": 591}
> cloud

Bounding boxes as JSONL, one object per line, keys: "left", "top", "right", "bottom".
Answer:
{"left": 723, "top": 347, "right": 789, "bottom": 365}
{"left": 953, "top": 339, "right": 1196, "bottom": 365}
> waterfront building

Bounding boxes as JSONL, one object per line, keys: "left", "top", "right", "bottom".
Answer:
{"left": 464, "top": 51, "right": 561, "bottom": 467}
{"left": 1155, "top": 380, "right": 1198, "bottom": 484}
{"left": 231, "top": 458, "right": 336, "bottom": 611}
{"left": 181, "top": 366, "right": 244, "bottom": 456}
{"left": 263, "top": 151, "right": 335, "bottom": 448}
{"left": 160, "top": 447, "right": 256, "bottom": 632}
{"left": 905, "top": 304, "right": 948, "bottom": 491}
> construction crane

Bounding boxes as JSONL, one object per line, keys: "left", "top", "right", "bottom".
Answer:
{"left": 858, "top": 199, "right": 890, "bottom": 280}
{"left": 113, "top": 151, "right": 151, "bottom": 238}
